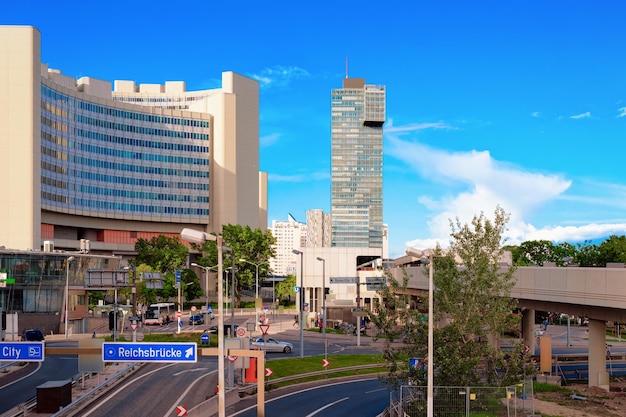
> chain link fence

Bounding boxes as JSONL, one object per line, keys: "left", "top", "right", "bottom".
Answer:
{"left": 385, "top": 379, "right": 535, "bottom": 417}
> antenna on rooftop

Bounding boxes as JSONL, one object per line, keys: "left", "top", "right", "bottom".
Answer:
{"left": 345, "top": 56, "right": 349, "bottom": 78}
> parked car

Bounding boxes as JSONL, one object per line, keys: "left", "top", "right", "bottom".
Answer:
{"left": 189, "top": 315, "right": 204, "bottom": 325}
{"left": 23, "top": 328, "right": 45, "bottom": 341}
{"left": 208, "top": 324, "right": 239, "bottom": 336}
{"left": 250, "top": 336, "right": 293, "bottom": 353}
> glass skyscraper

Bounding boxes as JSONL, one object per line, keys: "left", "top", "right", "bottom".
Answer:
{"left": 331, "top": 77, "right": 386, "bottom": 248}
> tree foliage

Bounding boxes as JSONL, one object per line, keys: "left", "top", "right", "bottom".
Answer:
{"left": 134, "top": 235, "right": 188, "bottom": 274}
{"left": 275, "top": 275, "right": 296, "bottom": 304}
{"left": 192, "top": 224, "right": 276, "bottom": 306}
{"left": 507, "top": 235, "right": 626, "bottom": 268}
{"left": 372, "top": 207, "right": 531, "bottom": 388}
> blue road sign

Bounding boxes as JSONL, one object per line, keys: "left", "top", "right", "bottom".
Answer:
{"left": 201, "top": 333, "right": 209, "bottom": 344}
{"left": 175, "top": 270, "right": 181, "bottom": 283}
{"left": 0, "top": 342, "right": 44, "bottom": 362}
{"left": 103, "top": 342, "right": 197, "bottom": 363}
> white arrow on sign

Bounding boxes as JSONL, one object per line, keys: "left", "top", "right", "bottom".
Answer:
{"left": 265, "top": 368, "right": 273, "bottom": 377}
{"left": 176, "top": 405, "right": 187, "bottom": 416}
{"left": 322, "top": 359, "right": 330, "bottom": 367}
{"left": 184, "top": 347, "right": 194, "bottom": 359}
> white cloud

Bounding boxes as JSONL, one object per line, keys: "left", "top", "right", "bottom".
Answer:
{"left": 268, "top": 171, "right": 329, "bottom": 183}
{"left": 531, "top": 111, "right": 541, "bottom": 117}
{"left": 248, "top": 66, "right": 310, "bottom": 89}
{"left": 570, "top": 111, "right": 591, "bottom": 119}
{"left": 260, "top": 133, "right": 281, "bottom": 147}
{"left": 387, "top": 122, "right": 626, "bottom": 252}
{"left": 618, "top": 107, "right": 626, "bottom": 117}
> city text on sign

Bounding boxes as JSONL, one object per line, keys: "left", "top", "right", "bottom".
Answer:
{"left": 0, "top": 342, "right": 44, "bottom": 361}
{"left": 102, "top": 342, "right": 197, "bottom": 363}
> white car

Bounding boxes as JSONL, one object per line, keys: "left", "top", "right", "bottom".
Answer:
{"left": 250, "top": 337, "right": 293, "bottom": 353}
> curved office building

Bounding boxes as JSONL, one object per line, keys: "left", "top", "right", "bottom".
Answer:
{"left": 0, "top": 26, "right": 267, "bottom": 254}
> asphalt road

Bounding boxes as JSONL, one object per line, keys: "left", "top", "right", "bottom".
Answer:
{"left": 0, "top": 340, "right": 79, "bottom": 414}
{"left": 231, "top": 378, "right": 391, "bottom": 417}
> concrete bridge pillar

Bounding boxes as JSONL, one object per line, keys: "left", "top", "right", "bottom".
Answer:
{"left": 521, "top": 309, "right": 535, "bottom": 352}
{"left": 588, "top": 319, "right": 609, "bottom": 391}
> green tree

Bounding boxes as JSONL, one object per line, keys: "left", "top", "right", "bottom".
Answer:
{"left": 372, "top": 207, "right": 530, "bottom": 388}
{"left": 598, "top": 235, "right": 626, "bottom": 265}
{"left": 193, "top": 224, "right": 276, "bottom": 306}
{"left": 577, "top": 240, "right": 602, "bottom": 267}
{"left": 275, "top": 275, "right": 296, "bottom": 304}
{"left": 134, "top": 235, "right": 188, "bottom": 274}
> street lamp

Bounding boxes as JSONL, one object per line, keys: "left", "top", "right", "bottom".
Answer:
{"left": 240, "top": 258, "right": 269, "bottom": 329}
{"left": 181, "top": 228, "right": 229, "bottom": 417}
{"left": 191, "top": 263, "right": 211, "bottom": 325}
{"left": 292, "top": 249, "right": 304, "bottom": 358}
{"left": 64, "top": 256, "right": 75, "bottom": 339}
{"left": 316, "top": 257, "right": 326, "bottom": 337}
{"left": 406, "top": 247, "right": 434, "bottom": 417}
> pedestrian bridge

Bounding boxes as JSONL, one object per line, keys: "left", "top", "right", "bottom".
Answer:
{"left": 393, "top": 262, "right": 626, "bottom": 390}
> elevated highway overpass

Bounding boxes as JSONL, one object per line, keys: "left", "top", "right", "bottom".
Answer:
{"left": 392, "top": 262, "right": 626, "bottom": 390}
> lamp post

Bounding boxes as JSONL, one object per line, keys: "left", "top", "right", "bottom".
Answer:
{"left": 292, "top": 249, "right": 304, "bottom": 358}
{"left": 240, "top": 259, "right": 268, "bottom": 329}
{"left": 316, "top": 257, "right": 326, "bottom": 337}
{"left": 191, "top": 263, "right": 210, "bottom": 324}
{"left": 181, "top": 228, "right": 229, "bottom": 417}
{"left": 406, "top": 247, "right": 434, "bottom": 417}
{"left": 64, "top": 256, "right": 75, "bottom": 339}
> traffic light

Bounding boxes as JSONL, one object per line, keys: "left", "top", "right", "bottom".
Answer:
{"left": 108, "top": 311, "right": 116, "bottom": 331}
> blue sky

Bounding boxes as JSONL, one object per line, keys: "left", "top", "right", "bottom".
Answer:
{"left": 5, "top": 1, "right": 626, "bottom": 257}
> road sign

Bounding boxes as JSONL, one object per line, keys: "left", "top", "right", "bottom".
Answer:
{"left": 265, "top": 368, "right": 273, "bottom": 377}
{"left": 175, "top": 270, "right": 181, "bottom": 283}
{"left": 410, "top": 357, "right": 425, "bottom": 370}
{"left": 191, "top": 306, "right": 196, "bottom": 312}
{"left": 236, "top": 327, "right": 246, "bottom": 337}
{"left": 176, "top": 405, "right": 187, "bottom": 416}
{"left": 366, "top": 276, "right": 386, "bottom": 291}
{"left": 201, "top": 333, "right": 209, "bottom": 344}
{"left": 176, "top": 311, "right": 182, "bottom": 318}
{"left": 322, "top": 359, "right": 330, "bottom": 367}
{"left": 130, "top": 323, "right": 138, "bottom": 331}
{"left": 0, "top": 342, "right": 44, "bottom": 361}
{"left": 102, "top": 342, "right": 197, "bottom": 363}
{"left": 259, "top": 324, "right": 269, "bottom": 335}
{"left": 227, "top": 355, "right": 238, "bottom": 362}
{"left": 329, "top": 276, "right": 357, "bottom": 284}
{"left": 293, "top": 285, "right": 300, "bottom": 293}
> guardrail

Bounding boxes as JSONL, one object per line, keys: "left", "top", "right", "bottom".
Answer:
{"left": 50, "top": 363, "right": 139, "bottom": 417}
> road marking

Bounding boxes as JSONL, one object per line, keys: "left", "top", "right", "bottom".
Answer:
{"left": 173, "top": 368, "right": 208, "bottom": 376}
{"left": 162, "top": 370, "right": 215, "bottom": 417}
{"left": 229, "top": 377, "right": 379, "bottom": 416}
{"left": 305, "top": 397, "right": 349, "bottom": 416}
{"left": 0, "top": 362, "right": 42, "bottom": 390}
{"left": 81, "top": 363, "right": 177, "bottom": 417}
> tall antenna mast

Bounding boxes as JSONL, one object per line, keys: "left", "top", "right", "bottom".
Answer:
{"left": 345, "top": 56, "right": 349, "bottom": 78}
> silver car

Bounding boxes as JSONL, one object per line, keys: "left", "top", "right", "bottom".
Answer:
{"left": 250, "top": 336, "right": 293, "bottom": 353}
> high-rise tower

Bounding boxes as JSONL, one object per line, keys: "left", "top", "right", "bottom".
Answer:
{"left": 331, "top": 77, "right": 385, "bottom": 248}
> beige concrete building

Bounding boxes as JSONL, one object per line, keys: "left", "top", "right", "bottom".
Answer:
{"left": 0, "top": 26, "right": 266, "bottom": 254}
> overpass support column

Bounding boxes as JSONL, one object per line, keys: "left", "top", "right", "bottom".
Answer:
{"left": 522, "top": 309, "right": 535, "bottom": 352}
{"left": 588, "top": 319, "right": 609, "bottom": 391}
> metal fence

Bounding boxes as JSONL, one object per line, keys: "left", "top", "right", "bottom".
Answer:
{"left": 386, "top": 379, "right": 535, "bottom": 417}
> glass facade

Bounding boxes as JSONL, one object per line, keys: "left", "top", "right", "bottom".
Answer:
{"left": 0, "top": 251, "right": 120, "bottom": 314}
{"left": 331, "top": 80, "right": 385, "bottom": 248}
{"left": 40, "top": 83, "right": 211, "bottom": 220}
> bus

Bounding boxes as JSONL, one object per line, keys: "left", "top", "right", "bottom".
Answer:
{"left": 144, "top": 302, "right": 175, "bottom": 325}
